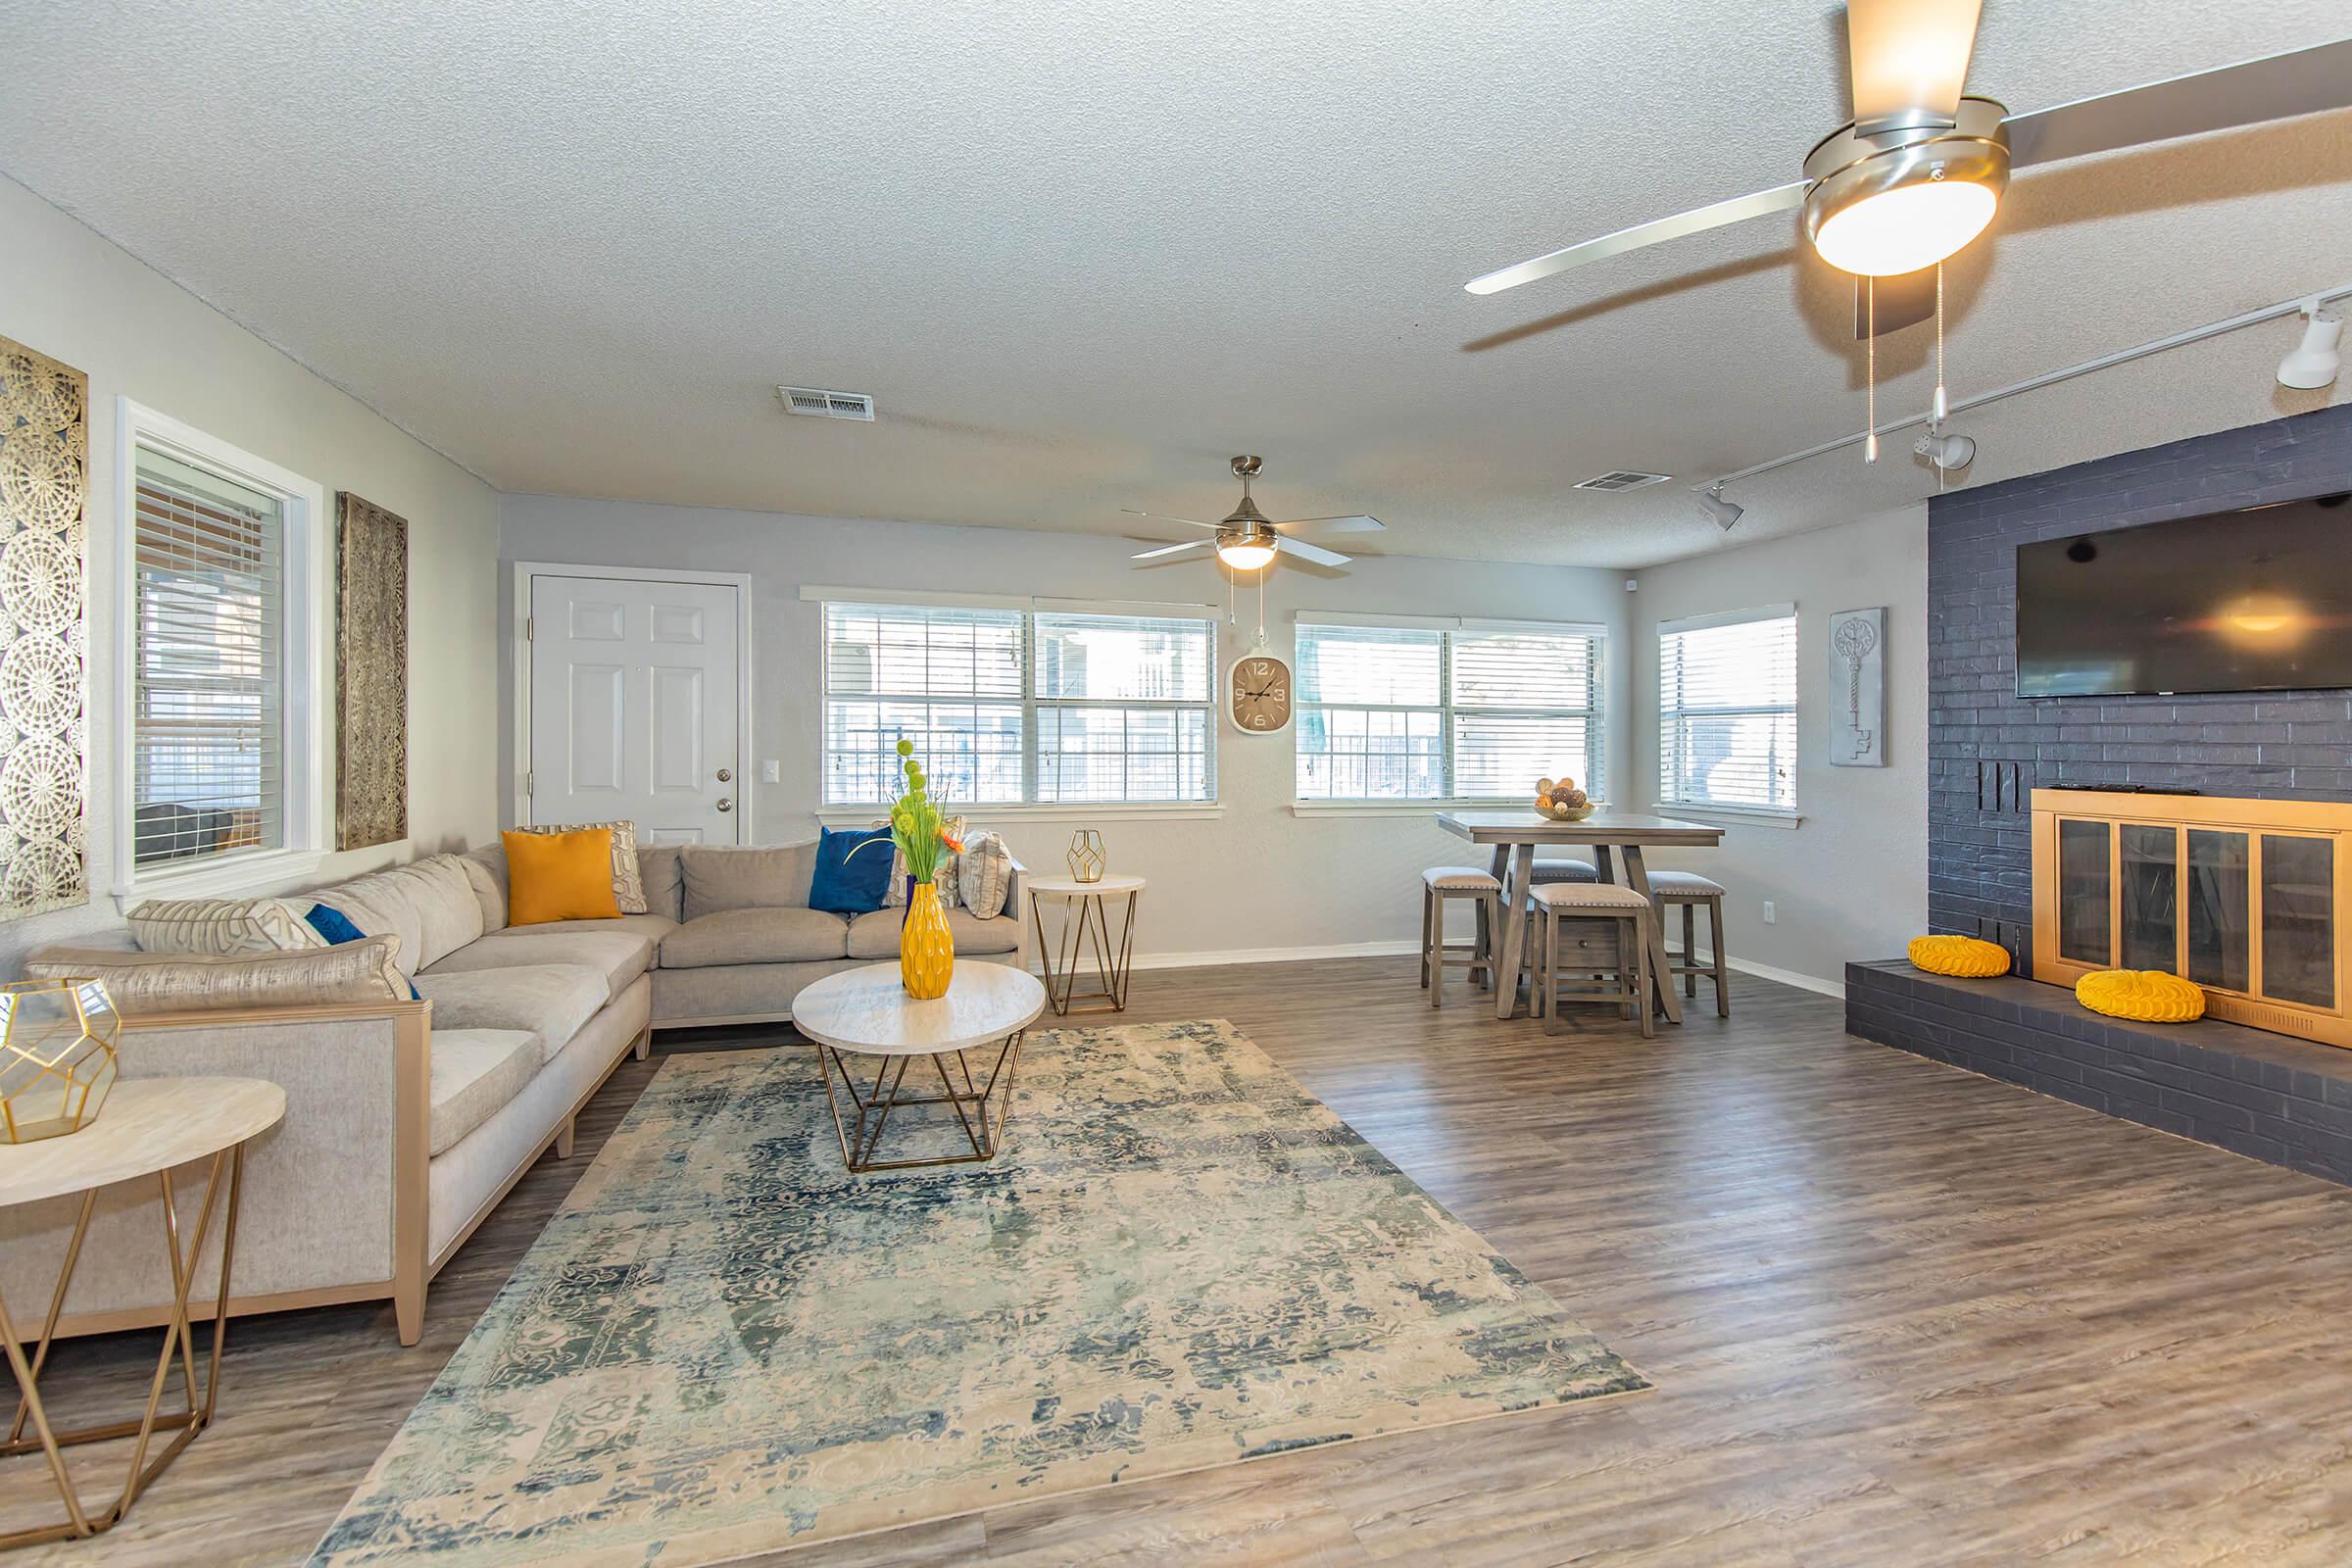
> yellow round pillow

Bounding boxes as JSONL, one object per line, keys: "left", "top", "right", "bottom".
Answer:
{"left": 2076, "top": 969, "right": 2206, "bottom": 1023}
{"left": 1906, "top": 935, "right": 2011, "bottom": 978}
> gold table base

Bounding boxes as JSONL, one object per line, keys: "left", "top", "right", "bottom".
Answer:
{"left": 1031, "top": 889, "right": 1140, "bottom": 1015}
{"left": 814, "top": 1034, "right": 1023, "bottom": 1173}
{"left": 0, "top": 1144, "right": 245, "bottom": 1549}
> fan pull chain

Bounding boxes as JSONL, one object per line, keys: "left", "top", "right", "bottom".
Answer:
{"left": 1865, "top": 275, "right": 1879, "bottom": 463}
{"left": 1257, "top": 570, "right": 1266, "bottom": 642}
{"left": 1935, "top": 264, "right": 1948, "bottom": 492}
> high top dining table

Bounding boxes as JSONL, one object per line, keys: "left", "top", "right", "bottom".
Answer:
{"left": 1438, "top": 809, "right": 1725, "bottom": 1023}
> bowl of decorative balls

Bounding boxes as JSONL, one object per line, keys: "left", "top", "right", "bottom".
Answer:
{"left": 1534, "top": 776, "right": 1593, "bottom": 820}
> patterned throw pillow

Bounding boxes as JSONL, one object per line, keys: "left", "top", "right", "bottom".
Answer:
{"left": 25, "top": 934, "right": 410, "bottom": 1014}
{"left": 126, "top": 898, "right": 327, "bottom": 956}
{"left": 883, "top": 815, "right": 967, "bottom": 908}
{"left": 955, "top": 831, "right": 1014, "bottom": 918}
{"left": 514, "top": 819, "right": 646, "bottom": 913}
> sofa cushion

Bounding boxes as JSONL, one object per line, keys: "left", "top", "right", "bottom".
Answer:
{"left": 662, "top": 908, "right": 851, "bottom": 968}
{"left": 427, "top": 1029, "right": 541, "bottom": 1155}
{"left": 312, "top": 855, "right": 486, "bottom": 977}
{"left": 512, "top": 819, "right": 647, "bottom": 913}
{"left": 638, "top": 845, "right": 684, "bottom": 921}
{"left": 460, "top": 849, "right": 506, "bottom": 931}
{"left": 680, "top": 842, "right": 817, "bottom": 920}
{"left": 846, "top": 906, "right": 1021, "bottom": 959}
{"left": 415, "top": 964, "right": 607, "bottom": 1064}
{"left": 420, "top": 925, "right": 658, "bottom": 1001}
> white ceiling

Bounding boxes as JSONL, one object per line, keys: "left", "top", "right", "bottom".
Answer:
{"left": 1, "top": 0, "right": 2345, "bottom": 569}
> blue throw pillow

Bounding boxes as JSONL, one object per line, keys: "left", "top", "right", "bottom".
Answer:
{"left": 808, "top": 827, "right": 894, "bottom": 914}
{"left": 309, "top": 903, "right": 422, "bottom": 1002}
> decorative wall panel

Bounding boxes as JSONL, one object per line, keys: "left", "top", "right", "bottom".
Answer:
{"left": 0, "top": 338, "right": 88, "bottom": 921}
{"left": 335, "top": 492, "right": 408, "bottom": 851}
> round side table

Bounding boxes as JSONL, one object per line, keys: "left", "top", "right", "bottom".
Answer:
{"left": 1025, "top": 873, "right": 1145, "bottom": 1015}
{"left": 0, "top": 1076, "right": 284, "bottom": 1549}
{"left": 793, "top": 962, "right": 1046, "bottom": 1173}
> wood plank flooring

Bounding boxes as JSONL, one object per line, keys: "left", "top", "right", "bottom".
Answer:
{"left": 8, "top": 957, "right": 2352, "bottom": 1564}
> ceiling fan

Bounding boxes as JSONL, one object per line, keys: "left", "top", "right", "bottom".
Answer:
{"left": 1126, "top": 457, "right": 1384, "bottom": 571}
{"left": 1467, "top": 0, "right": 2352, "bottom": 307}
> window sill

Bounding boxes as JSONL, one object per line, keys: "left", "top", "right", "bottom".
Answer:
{"left": 1288, "top": 799, "right": 1611, "bottom": 818}
{"left": 816, "top": 802, "right": 1224, "bottom": 828}
{"left": 1652, "top": 802, "right": 1803, "bottom": 830}
{"left": 111, "top": 847, "right": 335, "bottom": 911}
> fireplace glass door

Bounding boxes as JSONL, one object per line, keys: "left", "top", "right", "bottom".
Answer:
{"left": 2262, "top": 833, "right": 2334, "bottom": 1007}
{"left": 2184, "top": 829, "right": 2250, "bottom": 992}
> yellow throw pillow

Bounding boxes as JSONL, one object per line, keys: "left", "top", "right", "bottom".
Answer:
{"left": 1906, "top": 934, "right": 2011, "bottom": 977}
{"left": 2077, "top": 969, "right": 2206, "bottom": 1023}
{"left": 503, "top": 828, "right": 622, "bottom": 926}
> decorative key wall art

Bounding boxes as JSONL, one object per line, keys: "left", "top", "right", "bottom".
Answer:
{"left": 1830, "top": 606, "right": 1886, "bottom": 767}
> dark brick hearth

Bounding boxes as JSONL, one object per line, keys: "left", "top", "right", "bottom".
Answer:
{"left": 1847, "top": 961, "right": 2352, "bottom": 1188}
{"left": 1927, "top": 403, "right": 2352, "bottom": 972}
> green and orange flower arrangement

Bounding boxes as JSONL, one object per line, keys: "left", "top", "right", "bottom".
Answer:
{"left": 854, "top": 740, "right": 964, "bottom": 998}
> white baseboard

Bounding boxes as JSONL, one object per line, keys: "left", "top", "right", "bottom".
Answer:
{"left": 1722, "top": 955, "right": 1845, "bottom": 999}
{"left": 1051, "top": 938, "right": 1847, "bottom": 999}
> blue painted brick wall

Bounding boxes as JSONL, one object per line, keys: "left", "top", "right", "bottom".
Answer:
{"left": 1927, "top": 403, "right": 2352, "bottom": 971}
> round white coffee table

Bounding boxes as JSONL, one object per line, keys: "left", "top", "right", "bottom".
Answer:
{"left": 1025, "top": 873, "right": 1146, "bottom": 1015}
{"left": 0, "top": 1076, "right": 284, "bottom": 1548}
{"left": 793, "top": 962, "right": 1046, "bottom": 1173}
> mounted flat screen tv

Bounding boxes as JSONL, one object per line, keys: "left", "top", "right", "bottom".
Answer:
{"left": 2016, "top": 492, "right": 2352, "bottom": 698}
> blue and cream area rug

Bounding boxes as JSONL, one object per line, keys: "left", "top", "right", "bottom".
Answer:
{"left": 311, "top": 1019, "right": 1645, "bottom": 1565}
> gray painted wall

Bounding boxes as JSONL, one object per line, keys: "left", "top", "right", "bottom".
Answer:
{"left": 1927, "top": 403, "right": 2352, "bottom": 969}
{"left": 500, "top": 493, "right": 1633, "bottom": 963}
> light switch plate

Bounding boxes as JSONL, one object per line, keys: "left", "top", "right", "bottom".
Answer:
{"left": 760, "top": 760, "right": 781, "bottom": 784}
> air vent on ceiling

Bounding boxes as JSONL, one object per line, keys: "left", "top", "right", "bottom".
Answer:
{"left": 1573, "top": 469, "right": 1672, "bottom": 492}
{"left": 776, "top": 385, "right": 876, "bottom": 421}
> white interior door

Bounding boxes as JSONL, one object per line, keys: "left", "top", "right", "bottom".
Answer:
{"left": 526, "top": 572, "right": 743, "bottom": 845}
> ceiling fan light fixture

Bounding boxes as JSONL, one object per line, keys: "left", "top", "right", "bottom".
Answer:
{"left": 1802, "top": 98, "right": 2008, "bottom": 276}
{"left": 1216, "top": 536, "right": 1278, "bottom": 571}
{"left": 2278, "top": 303, "right": 2343, "bottom": 390}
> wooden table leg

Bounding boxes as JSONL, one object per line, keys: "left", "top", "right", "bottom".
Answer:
{"left": 1617, "top": 846, "right": 1684, "bottom": 1024}
{"left": 1493, "top": 843, "right": 1535, "bottom": 1019}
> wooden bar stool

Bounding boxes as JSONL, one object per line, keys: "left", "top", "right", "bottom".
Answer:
{"left": 1648, "top": 869, "right": 1730, "bottom": 1017}
{"left": 1421, "top": 866, "right": 1503, "bottom": 1007}
{"left": 1527, "top": 881, "right": 1653, "bottom": 1038}
{"left": 1526, "top": 857, "right": 1600, "bottom": 885}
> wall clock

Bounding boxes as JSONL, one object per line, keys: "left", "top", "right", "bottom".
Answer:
{"left": 1229, "top": 648, "right": 1292, "bottom": 733}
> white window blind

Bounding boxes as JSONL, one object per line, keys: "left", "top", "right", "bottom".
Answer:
{"left": 1658, "top": 607, "right": 1798, "bottom": 812}
{"left": 1295, "top": 618, "right": 1605, "bottom": 801}
{"left": 820, "top": 601, "right": 1216, "bottom": 806}
{"left": 130, "top": 448, "right": 285, "bottom": 869}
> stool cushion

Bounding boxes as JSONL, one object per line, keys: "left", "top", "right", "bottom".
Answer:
{"left": 1423, "top": 865, "right": 1502, "bottom": 892}
{"left": 1528, "top": 881, "right": 1649, "bottom": 911}
{"left": 1527, "top": 859, "right": 1599, "bottom": 883}
{"left": 1647, "top": 869, "right": 1725, "bottom": 897}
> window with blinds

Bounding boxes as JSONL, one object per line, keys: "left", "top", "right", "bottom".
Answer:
{"left": 820, "top": 602, "right": 1217, "bottom": 806}
{"left": 130, "top": 448, "right": 286, "bottom": 868}
{"left": 1294, "top": 618, "right": 1605, "bottom": 801}
{"left": 1657, "top": 606, "right": 1798, "bottom": 813}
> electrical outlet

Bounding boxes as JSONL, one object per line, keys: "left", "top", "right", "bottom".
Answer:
{"left": 1762, "top": 901, "right": 1777, "bottom": 924}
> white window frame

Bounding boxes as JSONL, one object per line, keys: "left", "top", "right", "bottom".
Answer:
{"left": 1655, "top": 602, "right": 1799, "bottom": 823}
{"left": 113, "top": 399, "right": 331, "bottom": 901}
{"left": 1288, "top": 611, "right": 1609, "bottom": 813}
{"left": 807, "top": 587, "right": 1224, "bottom": 821}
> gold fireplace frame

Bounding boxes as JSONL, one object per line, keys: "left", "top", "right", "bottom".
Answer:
{"left": 2031, "top": 789, "right": 2352, "bottom": 1049}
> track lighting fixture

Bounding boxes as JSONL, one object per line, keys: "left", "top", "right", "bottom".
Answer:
{"left": 1696, "top": 486, "right": 1743, "bottom": 532}
{"left": 1913, "top": 427, "right": 1976, "bottom": 470}
{"left": 2278, "top": 301, "right": 2343, "bottom": 390}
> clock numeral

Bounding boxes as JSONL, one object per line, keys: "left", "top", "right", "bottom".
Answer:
{"left": 1249, "top": 713, "right": 1270, "bottom": 728}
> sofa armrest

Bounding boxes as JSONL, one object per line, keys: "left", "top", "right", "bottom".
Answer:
{"left": 0, "top": 998, "right": 433, "bottom": 1340}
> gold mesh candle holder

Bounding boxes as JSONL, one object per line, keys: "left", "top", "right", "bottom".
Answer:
{"left": 1066, "top": 829, "right": 1106, "bottom": 884}
{"left": 0, "top": 977, "right": 120, "bottom": 1143}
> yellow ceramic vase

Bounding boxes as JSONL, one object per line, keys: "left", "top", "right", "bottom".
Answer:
{"left": 901, "top": 880, "right": 956, "bottom": 1000}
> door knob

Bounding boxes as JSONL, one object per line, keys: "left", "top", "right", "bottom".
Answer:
{"left": 716, "top": 798, "right": 733, "bottom": 812}
{"left": 716, "top": 767, "right": 732, "bottom": 782}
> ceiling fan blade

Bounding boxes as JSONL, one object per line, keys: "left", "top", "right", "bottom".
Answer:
{"left": 2004, "top": 37, "right": 2352, "bottom": 170}
{"left": 1131, "top": 540, "right": 1209, "bottom": 562}
{"left": 1273, "top": 514, "right": 1386, "bottom": 533}
{"left": 1274, "top": 536, "right": 1351, "bottom": 568}
{"left": 1464, "top": 182, "right": 1807, "bottom": 296}
{"left": 1845, "top": 0, "right": 1984, "bottom": 135}
{"left": 1856, "top": 266, "right": 1938, "bottom": 338}
{"left": 1118, "top": 507, "right": 1221, "bottom": 531}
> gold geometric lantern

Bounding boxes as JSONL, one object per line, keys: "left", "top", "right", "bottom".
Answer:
{"left": 1066, "top": 829, "right": 1106, "bottom": 885}
{"left": 0, "top": 977, "right": 119, "bottom": 1142}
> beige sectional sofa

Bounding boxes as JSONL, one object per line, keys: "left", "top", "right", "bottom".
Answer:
{"left": 0, "top": 837, "right": 1023, "bottom": 1345}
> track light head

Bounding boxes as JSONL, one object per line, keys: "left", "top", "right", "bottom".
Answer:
{"left": 1913, "top": 428, "right": 1977, "bottom": 471}
{"left": 2278, "top": 302, "right": 2343, "bottom": 391}
{"left": 1696, "top": 486, "right": 1743, "bottom": 532}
